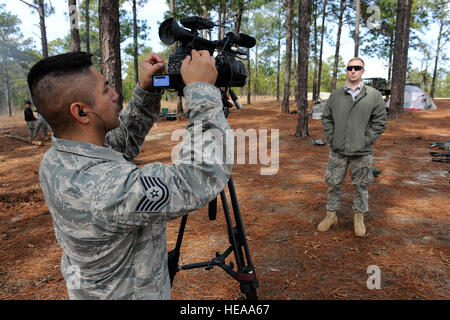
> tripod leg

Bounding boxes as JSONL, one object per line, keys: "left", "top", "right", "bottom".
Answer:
{"left": 168, "top": 214, "right": 188, "bottom": 285}
{"left": 218, "top": 177, "right": 259, "bottom": 300}
{"left": 220, "top": 190, "right": 244, "bottom": 268}
{"left": 227, "top": 177, "right": 259, "bottom": 300}
{"left": 208, "top": 197, "right": 217, "bottom": 220}
{"left": 228, "top": 178, "right": 256, "bottom": 272}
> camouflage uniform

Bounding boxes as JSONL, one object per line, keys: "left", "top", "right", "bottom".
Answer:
{"left": 32, "top": 113, "right": 49, "bottom": 139}
{"left": 26, "top": 121, "right": 35, "bottom": 139}
{"left": 39, "top": 82, "right": 233, "bottom": 299}
{"left": 325, "top": 150, "right": 374, "bottom": 213}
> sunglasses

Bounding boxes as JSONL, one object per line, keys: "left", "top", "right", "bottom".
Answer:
{"left": 346, "top": 65, "right": 364, "bottom": 71}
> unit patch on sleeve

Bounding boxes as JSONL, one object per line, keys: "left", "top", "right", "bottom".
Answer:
{"left": 135, "top": 176, "right": 170, "bottom": 212}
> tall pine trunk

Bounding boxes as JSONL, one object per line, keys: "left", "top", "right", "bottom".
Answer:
{"left": 331, "top": 0, "right": 345, "bottom": 91}
{"left": 218, "top": 3, "right": 225, "bottom": 39}
{"left": 69, "top": 0, "right": 81, "bottom": 52}
{"left": 295, "top": 0, "right": 312, "bottom": 138}
{"left": 317, "top": 0, "right": 328, "bottom": 100}
{"left": 282, "top": 0, "right": 294, "bottom": 113}
{"left": 169, "top": 0, "right": 183, "bottom": 114}
{"left": 234, "top": 3, "right": 244, "bottom": 33}
{"left": 85, "top": 0, "right": 90, "bottom": 54}
{"left": 387, "top": 35, "right": 393, "bottom": 81}
{"left": 389, "top": 0, "right": 412, "bottom": 119}
{"left": 312, "top": 10, "right": 318, "bottom": 101}
{"left": 276, "top": 3, "right": 282, "bottom": 101}
{"left": 354, "top": 0, "right": 360, "bottom": 57}
{"left": 293, "top": 34, "right": 298, "bottom": 106}
{"left": 132, "top": 0, "right": 139, "bottom": 84}
{"left": 430, "top": 19, "right": 443, "bottom": 98}
{"left": 99, "top": 0, "right": 122, "bottom": 108}
{"left": 2, "top": 55, "right": 12, "bottom": 116}
{"left": 37, "top": 0, "right": 48, "bottom": 58}
{"left": 253, "top": 46, "right": 258, "bottom": 97}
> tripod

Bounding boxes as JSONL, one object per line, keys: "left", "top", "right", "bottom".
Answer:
{"left": 168, "top": 176, "right": 259, "bottom": 300}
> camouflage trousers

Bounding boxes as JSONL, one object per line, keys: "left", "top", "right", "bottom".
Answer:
{"left": 26, "top": 121, "right": 35, "bottom": 139}
{"left": 325, "top": 150, "right": 374, "bottom": 213}
{"left": 32, "top": 118, "right": 49, "bottom": 139}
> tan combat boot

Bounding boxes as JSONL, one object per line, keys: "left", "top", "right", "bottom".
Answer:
{"left": 317, "top": 211, "right": 338, "bottom": 232}
{"left": 354, "top": 212, "right": 366, "bottom": 237}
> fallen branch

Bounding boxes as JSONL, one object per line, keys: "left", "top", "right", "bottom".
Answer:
{"left": 3, "top": 133, "right": 42, "bottom": 146}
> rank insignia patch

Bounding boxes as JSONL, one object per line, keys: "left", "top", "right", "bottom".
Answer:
{"left": 135, "top": 176, "right": 169, "bottom": 212}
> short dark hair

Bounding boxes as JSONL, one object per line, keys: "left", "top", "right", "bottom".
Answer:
{"left": 27, "top": 52, "right": 97, "bottom": 133}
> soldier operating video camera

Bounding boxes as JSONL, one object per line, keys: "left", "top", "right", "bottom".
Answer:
{"left": 153, "top": 16, "right": 255, "bottom": 116}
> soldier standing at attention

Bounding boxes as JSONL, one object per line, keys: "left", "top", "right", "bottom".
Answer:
{"left": 24, "top": 100, "right": 37, "bottom": 141}
{"left": 319, "top": 57, "right": 387, "bottom": 237}
{"left": 27, "top": 50, "right": 232, "bottom": 299}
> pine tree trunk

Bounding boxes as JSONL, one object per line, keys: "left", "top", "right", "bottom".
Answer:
{"left": 387, "top": 35, "right": 393, "bottom": 81}
{"left": 99, "top": 0, "right": 123, "bottom": 108}
{"left": 293, "top": 34, "right": 298, "bottom": 106}
{"left": 234, "top": 4, "right": 243, "bottom": 33}
{"left": 169, "top": 0, "right": 175, "bottom": 16}
{"left": 331, "top": 0, "right": 345, "bottom": 91}
{"left": 253, "top": 47, "right": 258, "bottom": 97}
{"left": 430, "top": 19, "right": 443, "bottom": 98}
{"left": 282, "top": 0, "right": 294, "bottom": 113}
{"left": 354, "top": 0, "right": 360, "bottom": 57}
{"left": 218, "top": 3, "right": 224, "bottom": 39}
{"left": 69, "top": 0, "right": 81, "bottom": 52}
{"left": 276, "top": 4, "right": 282, "bottom": 101}
{"left": 37, "top": 0, "right": 48, "bottom": 58}
{"left": 276, "top": 35, "right": 281, "bottom": 101}
{"left": 317, "top": 0, "right": 327, "bottom": 100}
{"left": 2, "top": 56, "right": 12, "bottom": 116}
{"left": 85, "top": 0, "right": 90, "bottom": 54}
{"left": 295, "top": 0, "right": 312, "bottom": 138}
{"left": 169, "top": 0, "right": 183, "bottom": 114}
{"left": 132, "top": 0, "right": 139, "bottom": 84}
{"left": 312, "top": 12, "right": 318, "bottom": 101}
{"left": 389, "top": 0, "right": 412, "bottom": 120}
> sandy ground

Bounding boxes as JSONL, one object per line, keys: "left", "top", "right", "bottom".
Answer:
{"left": 0, "top": 98, "right": 449, "bottom": 300}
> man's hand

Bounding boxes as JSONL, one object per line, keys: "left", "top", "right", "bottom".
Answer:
{"left": 139, "top": 53, "right": 165, "bottom": 91}
{"left": 180, "top": 50, "right": 218, "bottom": 85}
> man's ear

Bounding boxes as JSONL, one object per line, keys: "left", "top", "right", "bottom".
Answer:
{"left": 69, "top": 102, "right": 90, "bottom": 125}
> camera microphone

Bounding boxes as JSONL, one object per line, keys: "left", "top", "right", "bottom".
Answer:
{"left": 225, "top": 32, "right": 256, "bottom": 49}
{"left": 235, "top": 33, "right": 256, "bottom": 48}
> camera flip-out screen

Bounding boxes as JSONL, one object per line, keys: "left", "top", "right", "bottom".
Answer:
{"left": 153, "top": 75, "right": 170, "bottom": 87}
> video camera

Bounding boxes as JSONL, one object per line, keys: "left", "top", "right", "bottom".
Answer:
{"left": 153, "top": 16, "right": 256, "bottom": 95}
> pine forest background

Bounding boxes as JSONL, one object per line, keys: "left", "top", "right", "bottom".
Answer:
{"left": 0, "top": 0, "right": 449, "bottom": 117}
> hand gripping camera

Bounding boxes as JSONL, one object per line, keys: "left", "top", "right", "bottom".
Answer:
{"left": 153, "top": 16, "right": 256, "bottom": 115}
